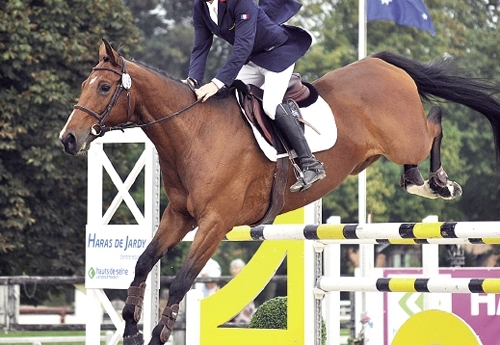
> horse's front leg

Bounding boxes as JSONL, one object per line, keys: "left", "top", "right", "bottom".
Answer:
{"left": 148, "top": 217, "right": 230, "bottom": 345}
{"left": 122, "top": 207, "right": 195, "bottom": 345}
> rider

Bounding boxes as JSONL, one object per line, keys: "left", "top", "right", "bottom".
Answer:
{"left": 187, "top": 0, "right": 326, "bottom": 192}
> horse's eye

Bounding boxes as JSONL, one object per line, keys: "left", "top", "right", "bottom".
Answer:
{"left": 100, "top": 84, "right": 111, "bottom": 93}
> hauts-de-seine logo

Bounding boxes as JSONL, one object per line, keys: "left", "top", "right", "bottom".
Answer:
{"left": 88, "top": 267, "right": 96, "bottom": 279}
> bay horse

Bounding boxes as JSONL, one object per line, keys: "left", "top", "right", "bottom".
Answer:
{"left": 60, "top": 40, "right": 500, "bottom": 345}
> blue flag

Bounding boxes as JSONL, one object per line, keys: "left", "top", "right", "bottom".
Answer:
{"left": 367, "top": 0, "right": 436, "bottom": 36}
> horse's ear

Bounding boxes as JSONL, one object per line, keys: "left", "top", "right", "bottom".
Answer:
{"left": 99, "top": 38, "right": 119, "bottom": 66}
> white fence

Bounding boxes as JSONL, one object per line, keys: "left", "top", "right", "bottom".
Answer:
{"left": 0, "top": 333, "right": 112, "bottom": 344}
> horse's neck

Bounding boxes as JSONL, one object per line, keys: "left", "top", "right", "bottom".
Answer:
{"left": 131, "top": 66, "right": 244, "bottom": 170}
{"left": 131, "top": 66, "right": 201, "bottom": 154}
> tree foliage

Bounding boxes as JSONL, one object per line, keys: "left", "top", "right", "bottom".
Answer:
{"left": 0, "top": 0, "right": 139, "bottom": 293}
{"left": 124, "top": 0, "right": 230, "bottom": 81}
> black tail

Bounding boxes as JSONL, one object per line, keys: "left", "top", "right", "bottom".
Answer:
{"left": 372, "top": 51, "right": 500, "bottom": 159}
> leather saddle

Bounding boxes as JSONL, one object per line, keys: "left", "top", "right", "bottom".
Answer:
{"left": 237, "top": 73, "right": 318, "bottom": 150}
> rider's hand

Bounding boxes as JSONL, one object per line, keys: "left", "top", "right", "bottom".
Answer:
{"left": 195, "top": 82, "right": 220, "bottom": 102}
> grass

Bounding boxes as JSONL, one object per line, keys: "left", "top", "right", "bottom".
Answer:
{"left": 0, "top": 331, "right": 119, "bottom": 345}
{"left": 1, "top": 328, "right": 350, "bottom": 345}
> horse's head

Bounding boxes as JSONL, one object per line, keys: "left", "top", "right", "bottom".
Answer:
{"left": 60, "top": 39, "right": 134, "bottom": 155}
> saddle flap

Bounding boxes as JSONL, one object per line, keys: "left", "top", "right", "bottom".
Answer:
{"left": 249, "top": 86, "right": 277, "bottom": 146}
{"left": 239, "top": 85, "right": 276, "bottom": 147}
{"left": 236, "top": 75, "right": 319, "bottom": 151}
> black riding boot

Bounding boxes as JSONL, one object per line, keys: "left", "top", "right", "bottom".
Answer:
{"left": 274, "top": 103, "right": 326, "bottom": 192}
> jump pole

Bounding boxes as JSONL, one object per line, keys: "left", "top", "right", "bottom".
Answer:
{"left": 224, "top": 219, "right": 500, "bottom": 344}
{"left": 224, "top": 222, "right": 500, "bottom": 243}
{"left": 315, "top": 276, "right": 500, "bottom": 294}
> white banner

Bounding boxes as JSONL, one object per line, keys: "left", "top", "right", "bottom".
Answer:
{"left": 85, "top": 225, "right": 151, "bottom": 289}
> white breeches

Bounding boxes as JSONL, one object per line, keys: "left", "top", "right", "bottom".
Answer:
{"left": 236, "top": 61, "right": 295, "bottom": 119}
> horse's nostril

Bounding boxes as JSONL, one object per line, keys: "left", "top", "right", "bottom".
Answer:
{"left": 61, "top": 133, "right": 77, "bottom": 155}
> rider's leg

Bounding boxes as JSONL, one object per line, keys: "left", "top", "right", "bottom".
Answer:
{"left": 261, "top": 64, "right": 326, "bottom": 192}
{"left": 236, "top": 62, "right": 265, "bottom": 87}
{"left": 274, "top": 103, "right": 326, "bottom": 191}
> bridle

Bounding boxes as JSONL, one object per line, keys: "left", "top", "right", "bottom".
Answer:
{"left": 73, "top": 56, "right": 201, "bottom": 137}
{"left": 73, "top": 56, "right": 133, "bottom": 137}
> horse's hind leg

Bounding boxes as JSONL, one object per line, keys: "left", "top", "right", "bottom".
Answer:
{"left": 400, "top": 163, "right": 425, "bottom": 191}
{"left": 400, "top": 106, "right": 462, "bottom": 200}
{"left": 426, "top": 106, "right": 463, "bottom": 199}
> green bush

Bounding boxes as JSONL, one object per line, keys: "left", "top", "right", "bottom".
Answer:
{"left": 249, "top": 296, "right": 327, "bottom": 345}
{"left": 249, "top": 296, "right": 288, "bottom": 329}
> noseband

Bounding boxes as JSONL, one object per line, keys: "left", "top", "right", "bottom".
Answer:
{"left": 73, "top": 57, "right": 132, "bottom": 137}
{"left": 73, "top": 57, "right": 201, "bottom": 137}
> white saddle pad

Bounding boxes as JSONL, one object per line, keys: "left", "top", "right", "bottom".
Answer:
{"left": 239, "top": 95, "right": 337, "bottom": 162}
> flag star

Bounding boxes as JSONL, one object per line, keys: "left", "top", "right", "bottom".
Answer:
{"left": 422, "top": 13, "right": 428, "bottom": 20}
{"left": 381, "top": 0, "right": 392, "bottom": 4}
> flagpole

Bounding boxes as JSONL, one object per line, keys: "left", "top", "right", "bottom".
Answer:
{"left": 358, "top": 0, "right": 367, "bottom": 225}
{"left": 358, "top": 0, "right": 367, "bottom": 60}
{"left": 357, "top": 1, "right": 373, "bottom": 344}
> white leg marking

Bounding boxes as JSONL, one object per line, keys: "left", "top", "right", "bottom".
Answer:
{"left": 406, "top": 181, "right": 438, "bottom": 199}
{"left": 406, "top": 180, "right": 462, "bottom": 200}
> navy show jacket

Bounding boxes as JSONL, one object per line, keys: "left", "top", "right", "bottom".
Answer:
{"left": 188, "top": 0, "right": 312, "bottom": 86}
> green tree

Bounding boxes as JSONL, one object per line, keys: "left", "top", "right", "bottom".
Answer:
{"left": 125, "top": 0, "right": 231, "bottom": 81}
{"left": 0, "top": 0, "right": 139, "bottom": 302}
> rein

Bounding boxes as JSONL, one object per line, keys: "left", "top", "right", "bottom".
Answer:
{"left": 73, "top": 57, "right": 200, "bottom": 137}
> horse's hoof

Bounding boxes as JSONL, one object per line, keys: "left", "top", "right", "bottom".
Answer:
{"left": 123, "top": 332, "right": 144, "bottom": 345}
{"left": 430, "top": 179, "right": 462, "bottom": 200}
{"left": 437, "top": 181, "right": 462, "bottom": 200}
{"left": 405, "top": 179, "right": 462, "bottom": 200}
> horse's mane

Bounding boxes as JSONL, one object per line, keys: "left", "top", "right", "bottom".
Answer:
{"left": 130, "top": 58, "right": 185, "bottom": 85}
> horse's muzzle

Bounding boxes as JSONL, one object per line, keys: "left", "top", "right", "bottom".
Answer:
{"left": 61, "top": 132, "right": 79, "bottom": 155}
